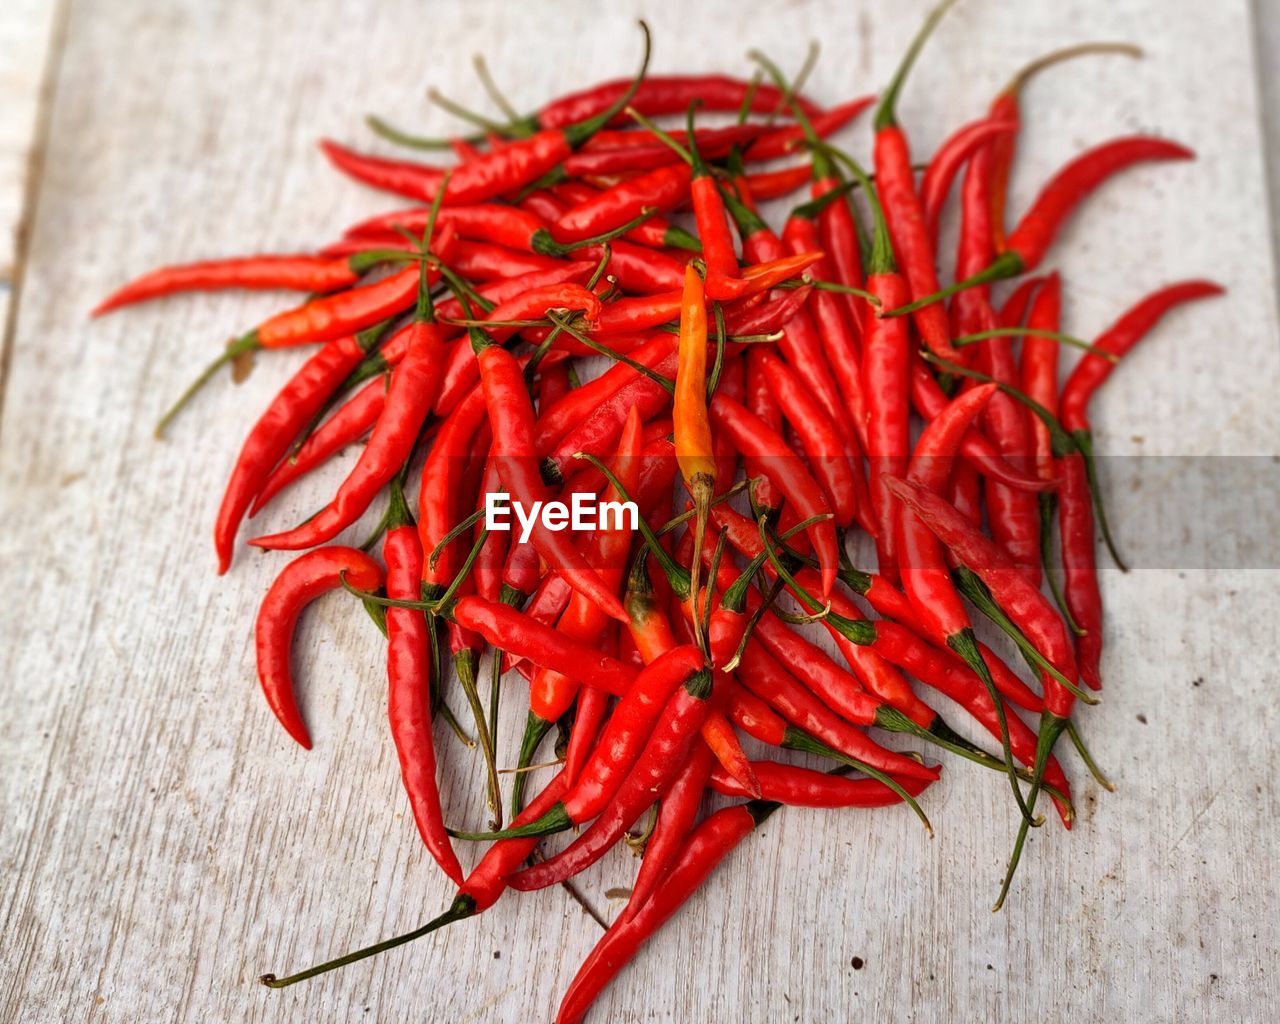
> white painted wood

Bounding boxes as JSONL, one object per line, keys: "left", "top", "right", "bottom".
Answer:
{"left": 2, "top": 2, "right": 1278, "bottom": 1022}
{"left": 0, "top": 0, "right": 61, "bottom": 335}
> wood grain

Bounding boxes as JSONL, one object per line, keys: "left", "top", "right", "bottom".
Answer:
{"left": 1, "top": 1, "right": 1278, "bottom": 1022}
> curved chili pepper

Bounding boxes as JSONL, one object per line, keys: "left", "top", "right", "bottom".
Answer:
{"left": 249, "top": 374, "right": 389, "bottom": 518}
{"left": 885, "top": 475, "right": 1078, "bottom": 719}
{"left": 909, "top": 354, "right": 1054, "bottom": 491}
{"left": 618, "top": 742, "right": 714, "bottom": 922}
{"left": 453, "top": 645, "right": 706, "bottom": 841}
{"left": 94, "top": 253, "right": 362, "bottom": 315}
{"left": 708, "top": 393, "right": 838, "bottom": 597}
{"left": 538, "top": 74, "right": 821, "bottom": 129}
{"left": 709, "top": 759, "right": 931, "bottom": 807}
{"left": 553, "top": 180, "right": 700, "bottom": 251}
{"left": 383, "top": 514, "right": 465, "bottom": 885}
{"left": 250, "top": 321, "right": 448, "bottom": 551}
{"left": 321, "top": 27, "right": 653, "bottom": 207}
{"left": 552, "top": 163, "right": 692, "bottom": 243}
{"left": 757, "top": 350, "right": 858, "bottom": 527}
{"left": 254, "top": 546, "right": 383, "bottom": 748}
{"left": 920, "top": 117, "right": 1017, "bottom": 245}
{"left": 887, "top": 136, "right": 1197, "bottom": 315}
{"left": 215, "top": 323, "right": 386, "bottom": 571}
{"left": 987, "top": 42, "right": 1144, "bottom": 249}
{"left": 554, "top": 801, "right": 773, "bottom": 1023}
{"left": 508, "top": 665, "right": 717, "bottom": 890}
{"left": 872, "top": 0, "right": 963, "bottom": 360}
{"left": 1057, "top": 280, "right": 1223, "bottom": 689}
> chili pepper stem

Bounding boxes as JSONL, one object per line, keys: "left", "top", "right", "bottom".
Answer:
{"left": 873, "top": 0, "right": 961, "bottom": 130}
{"left": 454, "top": 648, "right": 504, "bottom": 829}
{"left": 953, "top": 567, "right": 1098, "bottom": 706}
{"left": 1039, "top": 492, "right": 1085, "bottom": 634}
{"left": 993, "top": 713, "right": 1068, "bottom": 912}
{"left": 1065, "top": 719, "right": 1116, "bottom": 791}
{"left": 451, "top": 801, "right": 571, "bottom": 842}
{"left": 510, "top": 712, "right": 554, "bottom": 818}
{"left": 880, "top": 250, "right": 1023, "bottom": 318}
{"left": 261, "top": 895, "right": 476, "bottom": 988}
{"left": 1073, "top": 429, "right": 1129, "bottom": 572}
{"left": 155, "top": 332, "right": 258, "bottom": 437}
{"left": 948, "top": 628, "right": 1039, "bottom": 827}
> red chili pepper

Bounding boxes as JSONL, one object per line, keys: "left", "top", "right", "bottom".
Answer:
{"left": 319, "top": 28, "right": 653, "bottom": 206}
{"left": 506, "top": 665, "right": 716, "bottom": 890}
{"left": 897, "top": 382, "right": 1035, "bottom": 816}
{"left": 552, "top": 163, "right": 692, "bottom": 243}
{"left": 745, "top": 94, "right": 875, "bottom": 163}
{"left": 1018, "top": 272, "right": 1060, "bottom": 481}
{"left": 709, "top": 759, "right": 931, "bottom": 807}
{"left": 419, "top": 386, "right": 489, "bottom": 593}
{"left": 468, "top": 327, "right": 627, "bottom": 621}
{"left": 919, "top": 117, "right": 1017, "bottom": 245}
{"left": 743, "top": 162, "right": 813, "bottom": 202}
{"left": 250, "top": 321, "right": 449, "bottom": 551}
{"left": 215, "top": 323, "right": 386, "bottom": 572}
{"left": 553, "top": 180, "right": 700, "bottom": 251}
{"left": 908, "top": 354, "right": 1054, "bottom": 492}
{"left": 857, "top": 170, "right": 913, "bottom": 581}
{"left": 782, "top": 202, "right": 870, "bottom": 455}
{"left": 452, "top": 595, "right": 638, "bottom": 694}
{"left": 757, "top": 350, "right": 858, "bottom": 528}
{"left": 578, "top": 241, "right": 686, "bottom": 293}
{"left": 954, "top": 143, "right": 1043, "bottom": 585}
{"left": 888, "top": 136, "right": 1197, "bottom": 316}
{"left": 454, "top": 645, "right": 706, "bottom": 843}
{"left": 1057, "top": 280, "right": 1223, "bottom": 689}
{"left": 538, "top": 74, "right": 821, "bottom": 129}
{"left": 530, "top": 408, "right": 642, "bottom": 722}
{"left": 885, "top": 475, "right": 1079, "bottom": 719}
{"left": 254, "top": 546, "right": 383, "bottom": 748}
{"left": 566, "top": 123, "right": 766, "bottom": 176}
{"left": 872, "top": 0, "right": 963, "bottom": 360}
{"left": 987, "top": 43, "right": 1144, "bottom": 249}
{"left": 708, "top": 393, "right": 838, "bottom": 597}
{"left": 248, "top": 374, "right": 389, "bottom": 518}
{"left": 618, "top": 742, "right": 714, "bottom": 922}
{"left": 382, "top": 511, "right": 465, "bottom": 885}
{"left": 93, "top": 253, "right": 363, "bottom": 315}
{"left": 554, "top": 800, "right": 774, "bottom": 1023}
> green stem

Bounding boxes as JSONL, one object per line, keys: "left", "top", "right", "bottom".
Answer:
{"left": 260, "top": 896, "right": 476, "bottom": 988}
{"left": 155, "top": 333, "right": 258, "bottom": 437}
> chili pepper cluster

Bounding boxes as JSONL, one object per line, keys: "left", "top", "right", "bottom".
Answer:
{"left": 96, "top": 2, "right": 1223, "bottom": 1018}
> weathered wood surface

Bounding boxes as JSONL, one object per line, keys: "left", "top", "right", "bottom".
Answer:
{"left": 2, "top": 2, "right": 1278, "bottom": 1022}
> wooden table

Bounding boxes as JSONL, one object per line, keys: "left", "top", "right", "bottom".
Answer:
{"left": 3, "top": 2, "right": 1278, "bottom": 1021}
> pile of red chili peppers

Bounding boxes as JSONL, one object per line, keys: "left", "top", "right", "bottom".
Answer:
{"left": 96, "top": 4, "right": 1223, "bottom": 1017}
